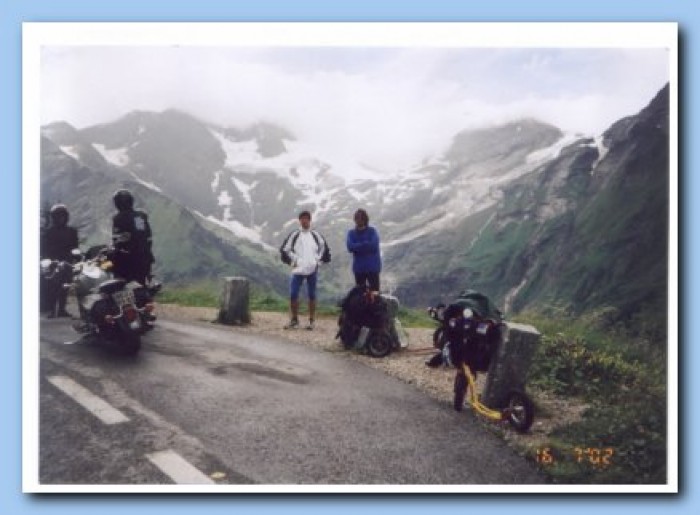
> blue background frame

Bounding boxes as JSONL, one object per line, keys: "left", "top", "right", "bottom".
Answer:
{"left": 2, "top": 0, "right": 692, "bottom": 512}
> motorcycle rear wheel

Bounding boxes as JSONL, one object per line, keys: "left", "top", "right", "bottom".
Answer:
{"left": 120, "top": 332, "right": 142, "bottom": 355}
{"left": 366, "top": 330, "right": 392, "bottom": 358}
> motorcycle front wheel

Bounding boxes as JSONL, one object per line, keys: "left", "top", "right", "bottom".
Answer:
{"left": 453, "top": 372, "right": 468, "bottom": 412}
{"left": 504, "top": 390, "right": 535, "bottom": 433}
{"left": 432, "top": 327, "right": 447, "bottom": 350}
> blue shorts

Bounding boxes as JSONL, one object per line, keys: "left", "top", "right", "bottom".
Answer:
{"left": 290, "top": 272, "right": 317, "bottom": 301}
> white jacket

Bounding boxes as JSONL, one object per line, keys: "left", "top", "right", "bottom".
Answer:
{"left": 283, "top": 229, "right": 325, "bottom": 275}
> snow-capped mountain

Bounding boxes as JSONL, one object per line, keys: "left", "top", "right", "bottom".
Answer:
{"left": 40, "top": 84, "right": 670, "bottom": 333}
{"left": 43, "top": 108, "right": 568, "bottom": 248}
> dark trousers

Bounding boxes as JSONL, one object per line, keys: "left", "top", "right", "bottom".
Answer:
{"left": 354, "top": 271, "right": 380, "bottom": 292}
{"left": 113, "top": 254, "right": 152, "bottom": 286}
{"left": 43, "top": 264, "right": 72, "bottom": 316}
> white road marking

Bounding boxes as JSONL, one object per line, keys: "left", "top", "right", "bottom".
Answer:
{"left": 47, "top": 375, "right": 129, "bottom": 425}
{"left": 146, "top": 450, "right": 215, "bottom": 484}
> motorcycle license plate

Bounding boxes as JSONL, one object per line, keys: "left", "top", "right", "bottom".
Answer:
{"left": 477, "top": 323, "right": 489, "bottom": 335}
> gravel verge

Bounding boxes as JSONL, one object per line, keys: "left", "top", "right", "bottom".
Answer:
{"left": 157, "top": 304, "right": 588, "bottom": 455}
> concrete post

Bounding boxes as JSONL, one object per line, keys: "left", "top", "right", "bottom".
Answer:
{"left": 217, "top": 277, "right": 251, "bottom": 325}
{"left": 482, "top": 322, "right": 540, "bottom": 408}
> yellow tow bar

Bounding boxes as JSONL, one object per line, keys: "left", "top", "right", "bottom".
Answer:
{"left": 462, "top": 363, "right": 505, "bottom": 421}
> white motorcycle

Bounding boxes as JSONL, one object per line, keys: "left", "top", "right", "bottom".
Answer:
{"left": 67, "top": 246, "right": 159, "bottom": 354}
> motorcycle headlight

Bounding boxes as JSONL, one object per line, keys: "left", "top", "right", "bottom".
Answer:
{"left": 462, "top": 308, "right": 474, "bottom": 319}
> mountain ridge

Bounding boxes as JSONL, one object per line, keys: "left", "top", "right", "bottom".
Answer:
{"left": 40, "top": 85, "right": 670, "bottom": 337}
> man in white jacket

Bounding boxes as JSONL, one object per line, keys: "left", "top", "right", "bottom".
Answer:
{"left": 280, "top": 211, "right": 329, "bottom": 330}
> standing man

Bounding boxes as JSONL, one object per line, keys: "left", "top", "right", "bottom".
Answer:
{"left": 111, "top": 189, "right": 155, "bottom": 286}
{"left": 40, "top": 204, "right": 79, "bottom": 318}
{"left": 346, "top": 208, "right": 381, "bottom": 293}
{"left": 280, "top": 210, "right": 330, "bottom": 330}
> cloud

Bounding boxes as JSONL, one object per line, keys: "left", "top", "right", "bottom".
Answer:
{"left": 41, "top": 46, "right": 669, "bottom": 173}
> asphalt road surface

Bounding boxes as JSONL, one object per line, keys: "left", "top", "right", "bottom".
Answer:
{"left": 38, "top": 315, "right": 544, "bottom": 487}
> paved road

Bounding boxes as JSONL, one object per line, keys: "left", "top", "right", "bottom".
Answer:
{"left": 38, "top": 315, "right": 544, "bottom": 487}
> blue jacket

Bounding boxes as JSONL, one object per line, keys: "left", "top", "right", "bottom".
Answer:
{"left": 346, "top": 226, "right": 382, "bottom": 274}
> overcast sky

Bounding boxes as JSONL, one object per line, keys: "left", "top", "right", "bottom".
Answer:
{"left": 41, "top": 45, "right": 669, "bottom": 171}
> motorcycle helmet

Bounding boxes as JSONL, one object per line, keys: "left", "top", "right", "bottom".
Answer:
{"left": 49, "top": 204, "right": 69, "bottom": 226}
{"left": 113, "top": 189, "right": 134, "bottom": 211}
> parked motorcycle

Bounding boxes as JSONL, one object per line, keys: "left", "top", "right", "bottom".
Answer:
{"left": 428, "top": 291, "right": 535, "bottom": 433}
{"left": 66, "top": 246, "right": 159, "bottom": 354}
{"left": 426, "top": 290, "right": 504, "bottom": 368}
{"left": 336, "top": 286, "right": 408, "bottom": 358}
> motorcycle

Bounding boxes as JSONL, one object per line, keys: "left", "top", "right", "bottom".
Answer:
{"left": 66, "top": 246, "right": 160, "bottom": 354}
{"left": 426, "top": 290, "right": 504, "bottom": 368}
{"left": 336, "top": 286, "right": 408, "bottom": 358}
{"left": 428, "top": 291, "right": 534, "bottom": 433}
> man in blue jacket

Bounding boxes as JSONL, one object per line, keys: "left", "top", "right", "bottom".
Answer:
{"left": 346, "top": 208, "right": 382, "bottom": 292}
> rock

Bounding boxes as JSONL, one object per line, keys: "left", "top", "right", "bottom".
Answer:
{"left": 482, "top": 322, "right": 540, "bottom": 408}
{"left": 217, "top": 277, "right": 251, "bottom": 325}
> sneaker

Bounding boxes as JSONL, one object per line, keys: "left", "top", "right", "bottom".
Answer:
{"left": 284, "top": 318, "right": 299, "bottom": 330}
{"left": 305, "top": 319, "right": 315, "bottom": 331}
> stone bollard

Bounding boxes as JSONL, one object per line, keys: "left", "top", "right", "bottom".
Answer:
{"left": 482, "top": 322, "right": 540, "bottom": 408}
{"left": 218, "top": 277, "right": 251, "bottom": 325}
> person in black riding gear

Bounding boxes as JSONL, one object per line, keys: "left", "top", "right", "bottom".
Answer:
{"left": 111, "top": 189, "right": 155, "bottom": 286}
{"left": 40, "top": 204, "right": 79, "bottom": 318}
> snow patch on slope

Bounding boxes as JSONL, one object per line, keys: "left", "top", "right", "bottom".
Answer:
{"left": 525, "top": 133, "right": 579, "bottom": 165}
{"left": 129, "top": 171, "right": 162, "bottom": 193}
{"left": 59, "top": 145, "right": 81, "bottom": 161}
{"left": 589, "top": 135, "right": 610, "bottom": 172}
{"left": 92, "top": 143, "right": 130, "bottom": 166}
{"left": 231, "top": 177, "right": 256, "bottom": 205}
{"left": 193, "top": 209, "right": 274, "bottom": 251}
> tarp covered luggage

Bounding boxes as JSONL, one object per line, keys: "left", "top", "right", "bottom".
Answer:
{"left": 337, "top": 287, "right": 408, "bottom": 355}
{"left": 444, "top": 290, "right": 503, "bottom": 372}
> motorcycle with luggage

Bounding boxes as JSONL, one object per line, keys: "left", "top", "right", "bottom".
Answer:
{"left": 336, "top": 286, "right": 408, "bottom": 358}
{"left": 428, "top": 290, "right": 534, "bottom": 433}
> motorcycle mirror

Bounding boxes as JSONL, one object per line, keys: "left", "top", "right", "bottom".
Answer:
{"left": 462, "top": 308, "right": 474, "bottom": 319}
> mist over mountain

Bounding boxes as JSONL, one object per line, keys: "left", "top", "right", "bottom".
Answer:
{"left": 40, "top": 84, "right": 670, "bottom": 335}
